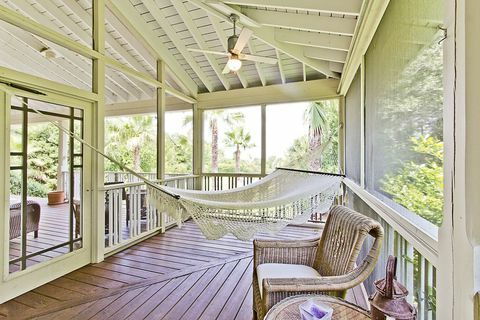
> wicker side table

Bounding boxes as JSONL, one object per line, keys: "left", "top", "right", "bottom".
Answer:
{"left": 264, "top": 295, "right": 370, "bottom": 320}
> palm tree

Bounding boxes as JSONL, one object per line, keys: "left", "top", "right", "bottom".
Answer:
{"left": 224, "top": 127, "right": 255, "bottom": 172}
{"left": 106, "top": 116, "right": 155, "bottom": 171}
{"left": 183, "top": 111, "right": 244, "bottom": 172}
{"left": 304, "top": 101, "right": 329, "bottom": 170}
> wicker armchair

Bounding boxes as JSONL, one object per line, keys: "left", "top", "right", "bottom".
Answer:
{"left": 9, "top": 201, "right": 41, "bottom": 240}
{"left": 253, "top": 205, "right": 384, "bottom": 319}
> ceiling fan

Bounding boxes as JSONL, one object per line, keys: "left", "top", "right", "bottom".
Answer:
{"left": 187, "top": 14, "right": 277, "bottom": 73}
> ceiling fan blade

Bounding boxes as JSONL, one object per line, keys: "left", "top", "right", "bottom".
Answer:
{"left": 187, "top": 48, "right": 230, "bottom": 56}
{"left": 232, "top": 28, "right": 253, "bottom": 54}
{"left": 240, "top": 53, "right": 278, "bottom": 64}
{"left": 222, "top": 64, "right": 231, "bottom": 74}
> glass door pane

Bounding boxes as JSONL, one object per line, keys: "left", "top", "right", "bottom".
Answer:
{"left": 8, "top": 96, "right": 84, "bottom": 273}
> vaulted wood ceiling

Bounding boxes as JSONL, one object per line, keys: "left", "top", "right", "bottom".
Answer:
{"left": 0, "top": 0, "right": 363, "bottom": 104}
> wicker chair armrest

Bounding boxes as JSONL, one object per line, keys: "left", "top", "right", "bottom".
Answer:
{"left": 264, "top": 258, "right": 375, "bottom": 296}
{"left": 253, "top": 236, "right": 321, "bottom": 268}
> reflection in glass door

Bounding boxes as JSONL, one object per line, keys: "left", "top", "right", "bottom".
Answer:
{"left": 9, "top": 96, "right": 84, "bottom": 273}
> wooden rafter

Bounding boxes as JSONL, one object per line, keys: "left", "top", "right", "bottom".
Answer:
{"left": 275, "top": 49, "right": 286, "bottom": 84}
{"left": 222, "top": 0, "right": 363, "bottom": 16}
{"left": 142, "top": 0, "right": 214, "bottom": 93}
{"left": 247, "top": 40, "right": 266, "bottom": 86}
{"left": 61, "top": 0, "right": 154, "bottom": 96}
{"left": 275, "top": 29, "right": 351, "bottom": 52}
{"left": 304, "top": 47, "right": 348, "bottom": 63}
{"left": 8, "top": 1, "right": 139, "bottom": 101}
{"left": 171, "top": 0, "right": 231, "bottom": 91}
{"left": 189, "top": 0, "right": 338, "bottom": 78}
{"left": 243, "top": 9, "right": 357, "bottom": 36}
{"left": 107, "top": 0, "right": 198, "bottom": 97}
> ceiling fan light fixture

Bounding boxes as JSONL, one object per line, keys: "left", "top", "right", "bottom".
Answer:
{"left": 227, "top": 54, "right": 242, "bottom": 72}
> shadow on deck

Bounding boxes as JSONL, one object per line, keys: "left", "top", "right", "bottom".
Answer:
{"left": 0, "top": 221, "right": 368, "bottom": 319}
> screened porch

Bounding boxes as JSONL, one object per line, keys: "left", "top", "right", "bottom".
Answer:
{"left": 0, "top": 0, "right": 479, "bottom": 320}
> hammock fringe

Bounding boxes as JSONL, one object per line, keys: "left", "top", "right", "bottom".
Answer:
{"left": 148, "top": 169, "right": 343, "bottom": 240}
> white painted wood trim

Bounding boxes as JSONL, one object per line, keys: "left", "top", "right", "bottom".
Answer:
{"left": 243, "top": 9, "right": 357, "bottom": 36}
{"left": 222, "top": 0, "right": 363, "bottom": 16}
{"left": 338, "top": 0, "right": 390, "bottom": 95}
{"left": 0, "top": 5, "right": 100, "bottom": 59}
{"left": 157, "top": 60, "right": 166, "bottom": 180}
{"left": 344, "top": 178, "right": 439, "bottom": 266}
{"left": 197, "top": 78, "right": 339, "bottom": 109}
{"left": 142, "top": 0, "right": 214, "bottom": 93}
{"left": 274, "top": 29, "right": 351, "bottom": 52}
{"left": 106, "top": 0, "right": 198, "bottom": 97}
{"left": 0, "top": 89, "right": 9, "bottom": 284}
{"left": 190, "top": 0, "right": 337, "bottom": 78}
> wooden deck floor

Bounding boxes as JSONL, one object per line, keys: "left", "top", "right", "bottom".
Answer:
{"left": 0, "top": 221, "right": 368, "bottom": 320}
{"left": 9, "top": 198, "right": 76, "bottom": 274}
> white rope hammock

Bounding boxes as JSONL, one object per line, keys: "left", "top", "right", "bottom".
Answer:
{"left": 9, "top": 88, "right": 343, "bottom": 240}
{"left": 148, "top": 169, "right": 343, "bottom": 240}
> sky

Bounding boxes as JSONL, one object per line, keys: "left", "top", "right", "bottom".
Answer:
{"left": 165, "top": 102, "right": 310, "bottom": 160}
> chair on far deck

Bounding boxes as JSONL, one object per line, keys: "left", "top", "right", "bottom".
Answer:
{"left": 252, "top": 205, "right": 384, "bottom": 320}
{"left": 9, "top": 200, "right": 41, "bottom": 240}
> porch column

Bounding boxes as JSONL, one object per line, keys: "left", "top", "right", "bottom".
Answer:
{"left": 56, "top": 120, "right": 68, "bottom": 196}
{"left": 193, "top": 103, "right": 202, "bottom": 190}
{"left": 0, "top": 90, "right": 9, "bottom": 285}
{"left": 92, "top": 0, "right": 106, "bottom": 263}
{"left": 157, "top": 59, "right": 166, "bottom": 180}
{"left": 437, "top": 0, "right": 480, "bottom": 318}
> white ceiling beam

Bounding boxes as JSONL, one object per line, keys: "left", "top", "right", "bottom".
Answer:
{"left": 0, "top": 3, "right": 99, "bottom": 59}
{"left": 107, "top": 0, "right": 198, "bottom": 97}
{"left": 275, "top": 49, "right": 286, "bottom": 84}
{"left": 61, "top": 0, "right": 154, "bottom": 96}
{"left": 43, "top": 0, "right": 152, "bottom": 98}
{"left": 8, "top": 1, "right": 138, "bottom": 101}
{"left": 105, "top": 96, "right": 192, "bottom": 116}
{"left": 242, "top": 9, "right": 357, "bottom": 36}
{"left": 275, "top": 29, "right": 351, "bottom": 52}
{"left": 104, "top": 7, "right": 191, "bottom": 97}
{"left": 197, "top": 78, "right": 340, "bottom": 109}
{"left": 304, "top": 47, "right": 348, "bottom": 63}
{"left": 208, "top": 15, "right": 249, "bottom": 88}
{"left": 248, "top": 40, "right": 266, "bottom": 86}
{"left": 142, "top": 0, "right": 214, "bottom": 93}
{"left": 171, "top": 0, "right": 230, "bottom": 91}
{"left": 338, "top": 0, "right": 389, "bottom": 95}
{"left": 190, "top": 0, "right": 338, "bottom": 78}
{"left": 221, "top": 0, "right": 363, "bottom": 16}
{"left": 104, "top": 9, "right": 155, "bottom": 71}
{"left": 329, "top": 62, "right": 344, "bottom": 74}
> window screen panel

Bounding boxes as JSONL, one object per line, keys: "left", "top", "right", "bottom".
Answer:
{"left": 345, "top": 68, "right": 361, "bottom": 184}
{"left": 364, "top": 0, "right": 443, "bottom": 227}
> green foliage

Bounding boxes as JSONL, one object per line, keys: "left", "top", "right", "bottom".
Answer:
{"left": 105, "top": 116, "right": 156, "bottom": 172}
{"left": 9, "top": 123, "right": 61, "bottom": 197}
{"left": 165, "top": 133, "right": 193, "bottom": 174}
{"left": 278, "top": 100, "right": 339, "bottom": 173}
{"left": 381, "top": 136, "right": 443, "bottom": 226}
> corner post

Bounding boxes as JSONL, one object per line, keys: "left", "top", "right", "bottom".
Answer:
{"left": 260, "top": 104, "right": 266, "bottom": 176}
{"left": 156, "top": 59, "right": 166, "bottom": 180}
{"left": 92, "top": 0, "right": 106, "bottom": 263}
{"left": 193, "top": 104, "right": 203, "bottom": 190}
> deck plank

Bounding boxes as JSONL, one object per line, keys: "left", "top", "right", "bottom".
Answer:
{"left": 1, "top": 221, "right": 369, "bottom": 319}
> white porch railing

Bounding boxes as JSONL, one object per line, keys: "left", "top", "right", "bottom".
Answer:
{"left": 101, "top": 171, "right": 437, "bottom": 318}
{"left": 201, "top": 172, "right": 263, "bottom": 191}
{"left": 104, "top": 171, "right": 157, "bottom": 183}
{"left": 102, "top": 174, "right": 199, "bottom": 253}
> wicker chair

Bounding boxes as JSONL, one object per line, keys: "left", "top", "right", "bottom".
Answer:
{"left": 253, "top": 205, "right": 384, "bottom": 319}
{"left": 9, "top": 201, "right": 41, "bottom": 240}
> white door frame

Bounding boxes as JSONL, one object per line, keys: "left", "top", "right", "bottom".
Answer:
{"left": 0, "top": 83, "right": 97, "bottom": 303}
